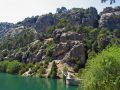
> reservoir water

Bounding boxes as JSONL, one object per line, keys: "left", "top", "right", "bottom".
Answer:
{"left": 0, "top": 73, "right": 80, "bottom": 90}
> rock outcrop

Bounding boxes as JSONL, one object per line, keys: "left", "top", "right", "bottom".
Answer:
{"left": 52, "top": 42, "right": 71, "bottom": 59}
{"left": 36, "top": 49, "right": 45, "bottom": 61}
{"left": 0, "top": 22, "right": 14, "bottom": 38}
{"left": 60, "top": 32, "right": 83, "bottom": 42}
{"left": 99, "top": 6, "right": 120, "bottom": 30}
{"left": 56, "top": 7, "right": 99, "bottom": 27}
{"left": 52, "top": 31, "right": 86, "bottom": 66}
{"left": 69, "top": 43, "right": 86, "bottom": 65}
{"left": 52, "top": 41, "right": 86, "bottom": 66}
{"left": 53, "top": 28, "right": 65, "bottom": 43}
{"left": 34, "top": 14, "right": 58, "bottom": 32}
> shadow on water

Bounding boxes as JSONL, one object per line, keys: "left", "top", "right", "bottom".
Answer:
{"left": 0, "top": 73, "right": 80, "bottom": 90}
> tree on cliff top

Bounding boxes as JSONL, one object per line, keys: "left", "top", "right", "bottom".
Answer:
{"left": 101, "top": 0, "right": 115, "bottom": 4}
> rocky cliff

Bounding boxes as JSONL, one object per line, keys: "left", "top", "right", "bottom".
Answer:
{"left": 0, "top": 6, "right": 120, "bottom": 73}
{"left": 99, "top": 6, "right": 120, "bottom": 30}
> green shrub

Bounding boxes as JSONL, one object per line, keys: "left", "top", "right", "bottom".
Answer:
{"left": 38, "top": 67, "right": 46, "bottom": 78}
{"left": 35, "top": 62, "right": 43, "bottom": 69}
{"left": 44, "top": 60, "right": 49, "bottom": 68}
{"left": 6, "top": 61, "right": 22, "bottom": 74}
{"left": 45, "top": 41, "right": 55, "bottom": 57}
{"left": 0, "top": 61, "right": 9, "bottom": 72}
{"left": 49, "top": 61, "right": 58, "bottom": 78}
{"left": 27, "top": 63, "right": 34, "bottom": 68}
{"left": 29, "top": 67, "right": 37, "bottom": 74}
{"left": 0, "top": 60, "right": 25, "bottom": 74}
{"left": 68, "top": 57, "right": 82, "bottom": 72}
{"left": 19, "top": 64, "right": 28, "bottom": 75}
{"left": 81, "top": 45, "right": 120, "bottom": 90}
{"left": 47, "top": 26, "right": 56, "bottom": 36}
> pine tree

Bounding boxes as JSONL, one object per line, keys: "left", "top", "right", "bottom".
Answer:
{"left": 49, "top": 61, "right": 57, "bottom": 78}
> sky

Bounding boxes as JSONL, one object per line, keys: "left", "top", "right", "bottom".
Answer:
{"left": 0, "top": 0, "right": 119, "bottom": 23}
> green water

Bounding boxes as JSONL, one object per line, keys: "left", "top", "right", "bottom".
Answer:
{"left": 0, "top": 73, "right": 80, "bottom": 90}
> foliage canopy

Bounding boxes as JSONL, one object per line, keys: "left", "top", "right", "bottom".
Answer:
{"left": 81, "top": 45, "right": 120, "bottom": 90}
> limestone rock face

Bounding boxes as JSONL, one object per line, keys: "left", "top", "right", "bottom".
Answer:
{"left": 14, "top": 52, "right": 23, "bottom": 61}
{"left": 69, "top": 44, "right": 86, "bottom": 65}
{"left": 5, "top": 26, "right": 25, "bottom": 37}
{"left": 60, "top": 32, "right": 83, "bottom": 42}
{"left": 67, "top": 7, "right": 99, "bottom": 27}
{"left": 81, "top": 7, "right": 98, "bottom": 27}
{"left": 52, "top": 41, "right": 86, "bottom": 66}
{"left": 2, "top": 6, "right": 120, "bottom": 66}
{"left": 0, "top": 22, "right": 14, "bottom": 38}
{"left": 34, "top": 14, "right": 58, "bottom": 32}
{"left": 36, "top": 49, "right": 45, "bottom": 61}
{"left": 99, "top": 6, "right": 120, "bottom": 30}
{"left": 53, "top": 28, "right": 66, "bottom": 43}
{"left": 22, "top": 52, "right": 28, "bottom": 63}
{"left": 52, "top": 31, "right": 86, "bottom": 66}
{"left": 52, "top": 43, "right": 71, "bottom": 58}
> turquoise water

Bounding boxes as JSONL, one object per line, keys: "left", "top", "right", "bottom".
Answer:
{"left": 0, "top": 73, "right": 80, "bottom": 90}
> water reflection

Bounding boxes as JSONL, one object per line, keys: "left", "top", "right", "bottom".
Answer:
{"left": 0, "top": 73, "right": 79, "bottom": 90}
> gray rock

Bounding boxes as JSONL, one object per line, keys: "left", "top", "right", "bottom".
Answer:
{"left": 60, "top": 32, "right": 83, "bottom": 42}
{"left": 67, "top": 7, "right": 98, "bottom": 27}
{"left": 99, "top": 7, "right": 120, "bottom": 30}
{"left": 53, "top": 28, "right": 65, "bottom": 43}
{"left": 34, "top": 14, "right": 58, "bottom": 32}
{"left": 69, "top": 43, "right": 86, "bottom": 65}
{"left": 0, "top": 22, "right": 14, "bottom": 39}
{"left": 26, "top": 53, "right": 36, "bottom": 63}
{"left": 35, "top": 33, "right": 46, "bottom": 41}
{"left": 52, "top": 43, "right": 71, "bottom": 58}
{"left": 22, "top": 52, "right": 28, "bottom": 63}
{"left": 14, "top": 52, "right": 22, "bottom": 61}
{"left": 36, "top": 49, "right": 45, "bottom": 61}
